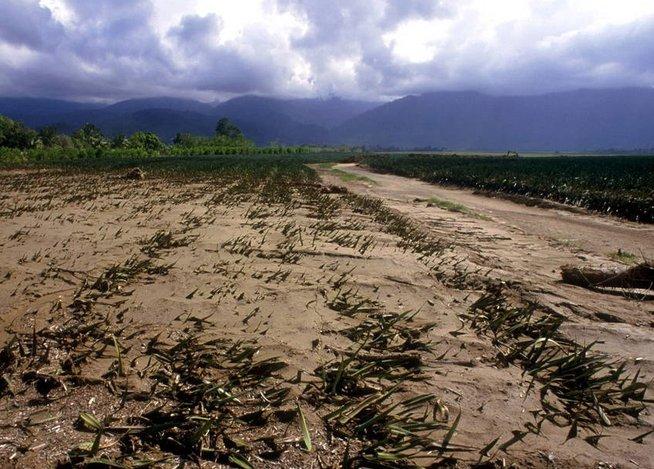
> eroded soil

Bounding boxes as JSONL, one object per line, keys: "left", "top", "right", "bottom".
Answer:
{"left": 0, "top": 164, "right": 651, "bottom": 468}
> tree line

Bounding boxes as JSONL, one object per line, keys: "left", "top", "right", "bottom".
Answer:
{"left": 0, "top": 115, "right": 251, "bottom": 150}
{"left": 0, "top": 115, "right": 310, "bottom": 163}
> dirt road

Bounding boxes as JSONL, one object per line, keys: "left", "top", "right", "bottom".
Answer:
{"left": 329, "top": 163, "right": 654, "bottom": 261}
{"left": 319, "top": 162, "right": 654, "bottom": 371}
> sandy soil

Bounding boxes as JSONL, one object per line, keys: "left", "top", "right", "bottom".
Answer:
{"left": 0, "top": 165, "right": 652, "bottom": 468}
{"left": 322, "top": 164, "right": 654, "bottom": 331}
{"left": 318, "top": 163, "right": 654, "bottom": 464}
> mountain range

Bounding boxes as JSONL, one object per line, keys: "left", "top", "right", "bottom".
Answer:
{"left": 1, "top": 88, "right": 654, "bottom": 151}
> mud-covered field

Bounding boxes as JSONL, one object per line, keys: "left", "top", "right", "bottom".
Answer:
{"left": 0, "top": 156, "right": 651, "bottom": 468}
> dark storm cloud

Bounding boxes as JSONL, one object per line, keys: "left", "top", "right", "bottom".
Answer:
{"left": 280, "top": 1, "right": 654, "bottom": 97}
{"left": 167, "top": 13, "right": 287, "bottom": 95}
{"left": 379, "top": 0, "right": 452, "bottom": 27}
{"left": 572, "top": 17, "right": 654, "bottom": 74}
{"left": 0, "top": 0, "right": 64, "bottom": 50}
{"left": 0, "top": 0, "right": 177, "bottom": 100}
{"left": 65, "top": 0, "right": 168, "bottom": 63}
{"left": 0, "top": 1, "right": 293, "bottom": 100}
{"left": 0, "top": 0, "right": 652, "bottom": 101}
{"left": 406, "top": 13, "right": 654, "bottom": 96}
{"left": 169, "top": 13, "right": 222, "bottom": 46}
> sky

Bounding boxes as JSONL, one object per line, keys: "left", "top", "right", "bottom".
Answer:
{"left": 0, "top": 0, "right": 653, "bottom": 102}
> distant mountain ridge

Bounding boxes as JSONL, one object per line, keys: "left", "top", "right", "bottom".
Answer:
{"left": 0, "top": 95, "right": 378, "bottom": 145}
{"left": 332, "top": 88, "right": 654, "bottom": 151}
{"left": 0, "top": 97, "right": 101, "bottom": 126}
{"left": 103, "top": 97, "right": 215, "bottom": 115}
{"left": 1, "top": 88, "right": 654, "bottom": 150}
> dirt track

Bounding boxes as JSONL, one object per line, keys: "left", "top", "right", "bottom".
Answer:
{"left": 328, "top": 163, "right": 654, "bottom": 260}
{"left": 320, "top": 163, "right": 654, "bottom": 356}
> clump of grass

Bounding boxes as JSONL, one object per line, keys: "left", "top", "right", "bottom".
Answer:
{"left": 557, "top": 238, "right": 583, "bottom": 250}
{"left": 140, "top": 230, "right": 197, "bottom": 256}
{"left": 66, "top": 331, "right": 292, "bottom": 467}
{"left": 327, "top": 287, "right": 379, "bottom": 317}
{"left": 330, "top": 168, "right": 377, "bottom": 185}
{"left": 341, "top": 310, "right": 435, "bottom": 354}
{"left": 315, "top": 162, "right": 376, "bottom": 184}
{"left": 327, "top": 231, "right": 377, "bottom": 255}
{"left": 342, "top": 193, "right": 450, "bottom": 260}
{"left": 91, "top": 256, "right": 172, "bottom": 292}
{"left": 324, "top": 384, "right": 470, "bottom": 466}
{"left": 464, "top": 284, "right": 648, "bottom": 432}
{"left": 426, "top": 197, "right": 490, "bottom": 220}
{"left": 608, "top": 248, "right": 638, "bottom": 265}
{"left": 315, "top": 341, "right": 423, "bottom": 398}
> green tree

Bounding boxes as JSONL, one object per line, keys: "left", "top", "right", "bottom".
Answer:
{"left": 173, "top": 132, "right": 197, "bottom": 146}
{"left": 128, "top": 131, "right": 164, "bottom": 151}
{"left": 0, "top": 116, "right": 15, "bottom": 147}
{"left": 215, "top": 118, "right": 243, "bottom": 139}
{"left": 38, "top": 125, "right": 59, "bottom": 147}
{"left": 72, "top": 123, "right": 108, "bottom": 148}
{"left": 0, "top": 115, "right": 37, "bottom": 149}
{"left": 111, "top": 134, "right": 129, "bottom": 149}
{"left": 55, "top": 134, "right": 73, "bottom": 149}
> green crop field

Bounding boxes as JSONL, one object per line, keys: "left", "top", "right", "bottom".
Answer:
{"left": 362, "top": 153, "right": 654, "bottom": 223}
